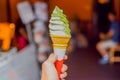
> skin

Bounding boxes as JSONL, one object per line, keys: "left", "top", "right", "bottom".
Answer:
{"left": 41, "top": 54, "right": 68, "bottom": 80}
{"left": 19, "top": 28, "right": 28, "bottom": 39}
{"left": 99, "top": 30, "right": 114, "bottom": 40}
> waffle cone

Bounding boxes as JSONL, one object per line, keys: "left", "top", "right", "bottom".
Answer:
{"left": 50, "top": 35, "right": 71, "bottom": 49}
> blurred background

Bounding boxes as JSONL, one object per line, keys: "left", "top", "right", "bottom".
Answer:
{"left": 0, "top": 0, "right": 119, "bottom": 80}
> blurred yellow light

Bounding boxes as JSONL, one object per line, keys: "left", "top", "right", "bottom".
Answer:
{"left": 10, "top": 23, "right": 15, "bottom": 29}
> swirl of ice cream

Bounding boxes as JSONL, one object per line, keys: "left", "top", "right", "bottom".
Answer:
{"left": 49, "top": 6, "right": 71, "bottom": 36}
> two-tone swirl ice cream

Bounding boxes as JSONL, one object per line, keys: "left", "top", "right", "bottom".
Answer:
{"left": 49, "top": 6, "right": 71, "bottom": 36}
{"left": 49, "top": 6, "right": 71, "bottom": 79}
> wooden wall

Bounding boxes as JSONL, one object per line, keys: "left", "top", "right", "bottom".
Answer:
{"left": 114, "top": 0, "right": 120, "bottom": 21}
{"left": 0, "top": 0, "right": 119, "bottom": 23}
{"left": 0, "top": 0, "right": 7, "bottom": 22}
{"left": 49, "top": 0, "right": 120, "bottom": 21}
{"left": 49, "top": 0, "right": 94, "bottom": 21}
{"left": 10, "top": 0, "right": 25, "bottom": 23}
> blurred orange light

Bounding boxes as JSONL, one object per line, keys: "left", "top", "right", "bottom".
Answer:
{"left": 98, "top": 0, "right": 109, "bottom": 4}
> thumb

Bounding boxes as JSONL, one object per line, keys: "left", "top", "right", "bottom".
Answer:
{"left": 47, "top": 53, "right": 58, "bottom": 63}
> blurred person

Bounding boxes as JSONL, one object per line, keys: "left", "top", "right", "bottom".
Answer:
{"left": 41, "top": 54, "right": 68, "bottom": 80}
{"left": 69, "top": 20, "right": 78, "bottom": 49}
{"left": 96, "top": 12, "right": 119, "bottom": 64}
{"left": 76, "top": 34, "right": 88, "bottom": 48}
{"left": 70, "top": 17, "right": 88, "bottom": 49}
{"left": 15, "top": 19, "right": 28, "bottom": 50}
{"left": 96, "top": 0, "right": 114, "bottom": 33}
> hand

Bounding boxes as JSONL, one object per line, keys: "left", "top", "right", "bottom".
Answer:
{"left": 99, "top": 33, "right": 105, "bottom": 40}
{"left": 41, "top": 54, "right": 68, "bottom": 80}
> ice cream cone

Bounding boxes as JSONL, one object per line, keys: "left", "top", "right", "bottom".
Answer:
{"left": 49, "top": 6, "right": 71, "bottom": 80}
{"left": 50, "top": 34, "right": 71, "bottom": 60}
{"left": 50, "top": 34, "right": 71, "bottom": 79}
{"left": 50, "top": 35, "right": 71, "bottom": 45}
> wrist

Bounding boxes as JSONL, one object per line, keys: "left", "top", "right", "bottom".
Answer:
{"left": 41, "top": 73, "right": 47, "bottom": 80}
